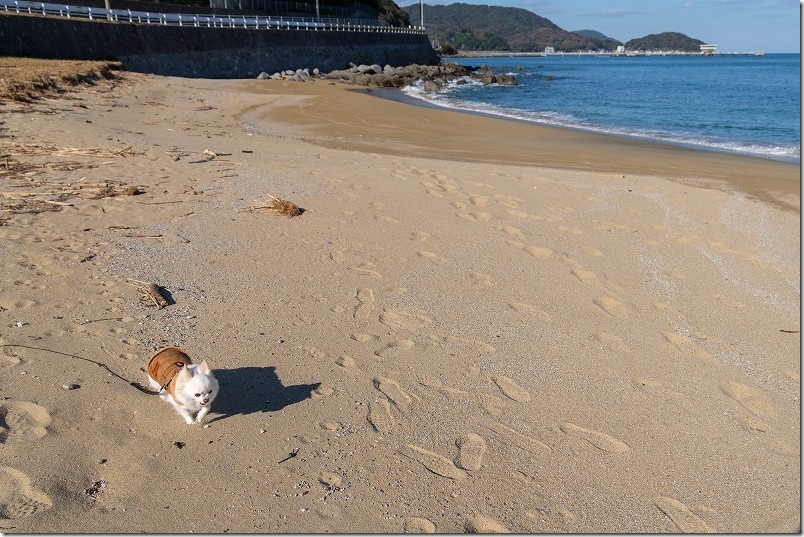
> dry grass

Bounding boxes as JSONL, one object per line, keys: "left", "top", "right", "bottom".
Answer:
{"left": 0, "top": 140, "right": 142, "bottom": 218}
{"left": 268, "top": 195, "right": 302, "bottom": 217}
{"left": 0, "top": 57, "right": 123, "bottom": 102}
{"left": 246, "top": 195, "right": 303, "bottom": 217}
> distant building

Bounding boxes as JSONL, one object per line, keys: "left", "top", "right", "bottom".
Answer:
{"left": 615, "top": 45, "right": 625, "bottom": 55}
{"left": 544, "top": 46, "right": 555, "bottom": 54}
{"left": 700, "top": 44, "right": 718, "bottom": 55}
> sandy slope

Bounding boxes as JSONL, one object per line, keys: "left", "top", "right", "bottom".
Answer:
{"left": 0, "top": 72, "right": 799, "bottom": 533}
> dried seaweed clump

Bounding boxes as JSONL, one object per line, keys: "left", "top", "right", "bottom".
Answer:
{"left": 268, "top": 195, "right": 302, "bottom": 218}
{"left": 247, "top": 195, "right": 302, "bottom": 218}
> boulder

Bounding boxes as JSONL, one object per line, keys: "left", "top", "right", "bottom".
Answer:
{"left": 256, "top": 71, "right": 270, "bottom": 79}
{"left": 480, "top": 71, "right": 497, "bottom": 84}
{"left": 497, "top": 73, "right": 517, "bottom": 85}
{"left": 423, "top": 79, "right": 442, "bottom": 92}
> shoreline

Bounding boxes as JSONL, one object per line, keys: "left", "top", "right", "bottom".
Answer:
{"left": 240, "top": 78, "right": 800, "bottom": 212}
{"left": 1, "top": 71, "right": 799, "bottom": 533}
{"left": 383, "top": 86, "right": 800, "bottom": 166}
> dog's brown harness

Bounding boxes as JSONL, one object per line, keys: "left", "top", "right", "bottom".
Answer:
{"left": 147, "top": 347, "right": 193, "bottom": 398}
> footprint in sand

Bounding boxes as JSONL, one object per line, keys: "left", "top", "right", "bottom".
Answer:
{"left": 379, "top": 310, "right": 432, "bottom": 331}
{"left": 469, "top": 195, "right": 488, "bottom": 208}
{"left": 417, "top": 251, "right": 446, "bottom": 265}
{"left": 594, "top": 332, "right": 631, "bottom": 353}
{"left": 469, "top": 272, "right": 495, "bottom": 287}
{"left": 559, "top": 422, "right": 631, "bottom": 454}
{"left": 329, "top": 250, "right": 345, "bottom": 263}
{"left": 354, "top": 288, "right": 375, "bottom": 320}
{"left": 403, "top": 517, "right": 437, "bottom": 533}
{"left": 487, "top": 422, "right": 550, "bottom": 456}
{"left": 350, "top": 333, "right": 378, "bottom": 343}
{"left": 0, "top": 401, "right": 51, "bottom": 444}
{"left": 505, "top": 208, "right": 542, "bottom": 221}
{"left": 399, "top": 444, "right": 467, "bottom": 480}
{"left": 455, "top": 433, "right": 487, "bottom": 471}
{"left": 464, "top": 515, "right": 510, "bottom": 533}
{"left": 352, "top": 262, "right": 382, "bottom": 279}
{"left": 662, "top": 332, "right": 719, "bottom": 365}
{"left": 495, "top": 199, "right": 520, "bottom": 210}
{"left": 373, "top": 376, "right": 412, "bottom": 411}
{"left": 593, "top": 296, "right": 631, "bottom": 319}
{"left": 375, "top": 215, "right": 400, "bottom": 225}
{"left": 367, "top": 399, "right": 396, "bottom": 433}
{"left": 8, "top": 299, "right": 38, "bottom": 310}
{"left": 719, "top": 381, "right": 777, "bottom": 421}
{"left": 335, "top": 355, "right": 357, "bottom": 369}
{"left": 524, "top": 246, "right": 553, "bottom": 259}
{"left": 498, "top": 225, "right": 524, "bottom": 239}
{"left": 374, "top": 339, "right": 415, "bottom": 359}
{"left": 1, "top": 343, "right": 24, "bottom": 368}
{"left": 0, "top": 466, "right": 53, "bottom": 520}
{"left": 783, "top": 370, "right": 800, "bottom": 382}
{"left": 654, "top": 496, "right": 715, "bottom": 533}
{"left": 410, "top": 231, "right": 431, "bottom": 242}
{"left": 456, "top": 211, "right": 492, "bottom": 222}
{"left": 490, "top": 375, "right": 531, "bottom": 402}
{"left": 558, "top": 226, "right": 583, "bottom": 236}
{"left": 481, "top": 394, "right": 506, "bottom": 418}
{"left": 440, "top": 335, "right": 496, "bottom": 354}
{"left": 571, "top": 267, "right": 602, "bottom": 287}
{"left": 508, "top": 302, "right": 552, "bottom": 323}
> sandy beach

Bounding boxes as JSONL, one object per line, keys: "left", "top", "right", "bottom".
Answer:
{"left": 0, "top": 70, "right": 799, "bottom": 533}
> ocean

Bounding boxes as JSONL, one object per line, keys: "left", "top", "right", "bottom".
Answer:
{"left": 402, "top": 53, "right": 800, "bottom": 163}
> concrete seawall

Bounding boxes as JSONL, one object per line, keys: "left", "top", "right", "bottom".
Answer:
{"left": 0, "top": 13, "right": 439, "bottom": 77}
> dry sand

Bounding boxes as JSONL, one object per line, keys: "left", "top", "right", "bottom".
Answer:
{"left": 0, "top": 71, "right": 799, "bottom": 533}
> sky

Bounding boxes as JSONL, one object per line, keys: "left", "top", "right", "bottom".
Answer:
{"left": 399, "top": 0, "right": 801, "bottom": 53}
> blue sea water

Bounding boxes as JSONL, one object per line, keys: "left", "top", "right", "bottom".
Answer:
{"left": 402, "top": 53, "right": 800, "bottom": 163}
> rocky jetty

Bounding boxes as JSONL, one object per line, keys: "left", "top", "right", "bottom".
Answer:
{"left": 257, "top": 61, "right": 517, "bottom": 92}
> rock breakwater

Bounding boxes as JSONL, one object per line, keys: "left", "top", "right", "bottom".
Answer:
{"left": 258, "top": 61, "right": 517, "bottom": 91}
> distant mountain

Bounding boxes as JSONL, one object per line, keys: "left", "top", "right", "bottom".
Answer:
{"left": 572, "top": 29, "right": 616, "bottom": 42}
{"left": 572, "top": 29, "right": 622, "bottom": 49}
{"left": 625, "top": 32, "right": 704, "bottom": 52}
{"left": 402, "top": 3, "right": 609, "bottom": 52}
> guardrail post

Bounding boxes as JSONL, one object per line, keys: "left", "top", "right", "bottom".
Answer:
{"left": 87, "top": 6, "right": 92, "bottom": 19}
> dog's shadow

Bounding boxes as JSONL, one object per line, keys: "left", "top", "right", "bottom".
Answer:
{"left": 207, "top": 366, "right": 320, "bottom": 423}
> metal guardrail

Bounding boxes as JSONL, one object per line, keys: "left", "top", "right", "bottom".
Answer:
{"left": 0, "top": 0, "right": 426, "bottom": 33}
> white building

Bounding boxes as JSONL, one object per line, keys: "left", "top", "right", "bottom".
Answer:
{"left": 700, "top": 44, "right": 718, "bottom": 55}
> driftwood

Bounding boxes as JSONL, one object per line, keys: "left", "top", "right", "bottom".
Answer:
{"left": 127, "top": 279, "right": 170, "bottom": 309}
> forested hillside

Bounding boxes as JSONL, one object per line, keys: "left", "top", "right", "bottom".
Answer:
{"left": 403, "top": 3, "right": 606, "bottom": 52}
{"left": 624, "top": 32, "right": 704, "bottom": 51}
